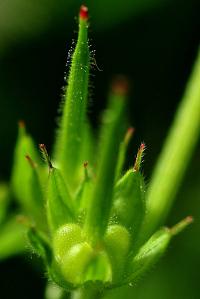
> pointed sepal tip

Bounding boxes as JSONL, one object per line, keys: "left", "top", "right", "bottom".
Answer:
{"left": 79, "top": 5, "right": 89, "bottom": 20}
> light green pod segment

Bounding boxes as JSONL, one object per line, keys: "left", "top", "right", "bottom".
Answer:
{"left": 53, "top": 224, "right": 83, "bottom": 263}
{"left": 112, "top": 169, "right": 145, "bottom": 239}
{"left": 11, "top": 123, "right": 41, "bottom": 212}
{"left": 53, "top": 223, "right": 112, "bottom": 286}
{"left": 61, "top": 242, "right": 93, "bottom": 285}
{"left": 46, "top": 168, "right": 74, "bottom": 233}
{"left": 53, "top": 224, "right": 93, "bottom": 285}
{"left": 53, "top": 12, "right": 90, "bottom": 185}
{"left": 126, "top": 228, "right": 170, "bottom": 283}
{"left": 104, "top": 224, "right": 131, "bottom": 282}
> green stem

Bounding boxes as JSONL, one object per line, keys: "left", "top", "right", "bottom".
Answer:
{"left": 142, "top": 50, "right": 200, "bottom": 239}
{"left": 71, "top": 288, "right": 103, "bottom": 299}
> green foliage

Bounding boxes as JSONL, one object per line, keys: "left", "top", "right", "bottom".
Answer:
{"left": 0, "top": 5, "right": 199, "bottom": 299}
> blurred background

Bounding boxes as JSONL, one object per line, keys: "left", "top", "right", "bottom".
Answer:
{"left": 0, "top": 0, "right": 199, "bottom": 298}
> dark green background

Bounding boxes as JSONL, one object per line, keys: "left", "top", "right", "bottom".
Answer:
{"left": 0, "top": 0, "right": 199, "bottom": 298}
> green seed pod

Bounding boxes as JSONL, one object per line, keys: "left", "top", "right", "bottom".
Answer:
{"left": 104, "top": 224, "right": 131, "bottom": 282}
{"left": 53, "top": 224, "right": 83, "bottom": 263}
{"left": 53, "top": 223, "right": 112, "bottom": 286}
{"left": 112, "top": 168, "right": 145, "bottom": 239}
{"left": 60, "top": 242, "right": 93, "bottom": 285}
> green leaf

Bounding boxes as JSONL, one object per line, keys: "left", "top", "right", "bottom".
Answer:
{"left": 142, "top": 50, "right": 200, "bottom": 240}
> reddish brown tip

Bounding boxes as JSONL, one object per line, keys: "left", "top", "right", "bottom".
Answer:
{"left": 112, "top": 76, "right": 129, "bottom": 96}
{"left": 25, "top": 155, "right": 36, "bottom": 168}
{"left": 140, "top": 143, "right": 145, "bottom": 151}
{"left": 83, "top": 161, "right": 88, "bottom": 168}
{"left": 39, "top": 144, "right": 53, "bottom": 169}
{"left": 185, "top": 215, "right": 194, "bottom": 223}
{"left": 133, "top": 142, "right": 146, "bottom": 172}
{"left": 16, "top": 215, "right": 31, "bottom": 227}
{"left": 18, "top": 120, "right": 25, "bottom": 128}
{"left": 80, "top": 5, "right": 89, "bottom": 20}
{"left": 124, "top": 127, "right": 135, "bottom": 144}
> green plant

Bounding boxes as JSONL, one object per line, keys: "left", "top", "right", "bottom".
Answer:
{"left": 0, "top": 5, "right": 200, "bottom": 299}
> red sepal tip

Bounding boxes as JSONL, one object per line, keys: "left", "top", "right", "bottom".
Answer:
{"left": 25, "top": 155, "right": 36, "bottom": 168}
{"left": 79, "top": 5, "right": 89, "bottom": 20}
{"left": 83, "top": 161, "right": 88, "bottom": 168}
{"left": 133, "top": 142, "right": 146, "bottom": 172}
{"left": 39, "top": 143, "right": 53, "bottom": 169}
{"left": 18, "top": 120, "right": 25, "bottom": 128}
{"left": 111, "top": 75, "right": 129, "bottom": 96}
{"left": 124, "top": 127, "right": 135, "bottom": 144}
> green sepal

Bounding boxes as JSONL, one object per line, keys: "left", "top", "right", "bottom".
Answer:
{"left": 84, "top": 250, "right": 112, "bottom": 283}
{"left": 0, "top": 216, "right": 26, "bottom": 260}
{"left": 49, "top": 260, "right": 77, "bottom": 291}
{"left": 24, "top": 157, "right": 46, "bottom": 229}
{"left": 53, "top": 15, "right": 90, "bottom": 185}
{"left": 115, "top": 127, "right": 134, "bottom": 181}
{"left": 79, "top": 122, "right": 95, "bottom": 170}
{"left": 0, "top": 183, "right": 10, "bottom": 225}
{"left": 46, "top": 168, "right": 74, "bottom": 233}
{"left": 84, "top": 87, "right": 126, "bottom": 243}
{"left": 125, "top": 228, "right": 170, "bottom": 284}
{"left": 74, "top": 166, "right": 93, "bottom": 215}
{"left": 112, "top": 169, "right": 145, "bottom": 239}
{"left": 11, "top": 123, "right": 41, "bottom": 212}
{"left": 28, "top": 227, "right": 52, "bottom": 264}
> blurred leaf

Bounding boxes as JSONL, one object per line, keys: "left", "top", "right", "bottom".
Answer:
{"left": 0, "top": 183, "right": 10, "bottom": 224}
{"left": 0, "top": 217, "right": 26, "bottom": 260}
